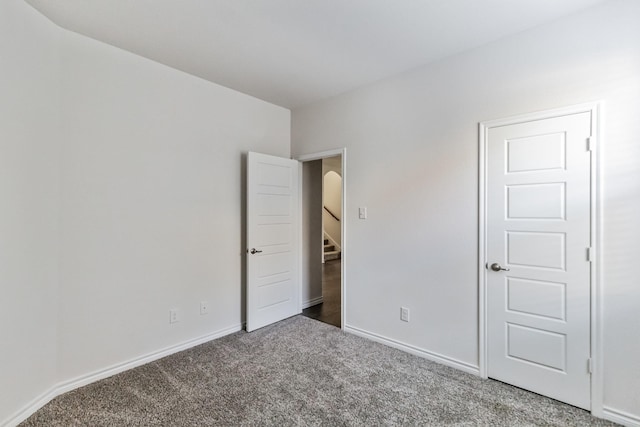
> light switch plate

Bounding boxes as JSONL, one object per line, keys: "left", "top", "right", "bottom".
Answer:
{"left": 359, "top": 207, "right": 367, "bottom": 219}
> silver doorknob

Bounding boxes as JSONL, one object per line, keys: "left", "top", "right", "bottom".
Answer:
{"left": 250, "top": 248, "right": 262, "bottom": 254}
{"left": 489, "top": 263, "right": 510, "bottom": 272}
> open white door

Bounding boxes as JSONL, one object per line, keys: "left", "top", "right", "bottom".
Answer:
{"left": 246, "top": 152, "right": 300, "bottom": 332}
{"left": 484, "top": 109, "right": 593, "bottom": 409}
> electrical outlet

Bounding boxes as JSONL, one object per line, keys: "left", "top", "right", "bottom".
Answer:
{"left": 400, "top": 307, "right": 410, "bottom": 322}
{"left": 200, "top": 301, "right": 209, "bottom": 315}
{"left": 169, "top": 309, "right": 180, "bottom": 324}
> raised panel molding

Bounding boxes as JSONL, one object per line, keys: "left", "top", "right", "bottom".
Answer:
{"left": 506, "top": 231, "right": 566, "bottom": 270}
{"left": 507, "top": 277, "right": 566, "bottom": 320}
{"left": 506, "top": 183, "right": 566, "bottom": 220}
{"left": 506, "top": 132, "right": 566, "bottom": 173}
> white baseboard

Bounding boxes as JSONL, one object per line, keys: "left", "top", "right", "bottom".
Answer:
{"left": 301, "top": 296, "right": 323, "bottom": 309}
{"left": 344, "top": 324, "right": 480, "bottom": 376}
{"left": 2, "top": 323, "right": 242, "bottom": 427}
{"left": 1, "top": 387, "right": 58, "bottom": 427}
{"left": 602, "top": 407, "right": 640, "bottom": 427}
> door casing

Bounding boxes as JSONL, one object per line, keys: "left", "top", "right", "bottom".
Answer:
{"left": 297, "top": 148, "right": 347, "bottom": 330}
{"left": 478, "top": 103, "right": 603, "bottom": 416}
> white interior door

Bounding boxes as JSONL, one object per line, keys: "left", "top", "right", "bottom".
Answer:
{"left": 246, "top": 152, "right": 300, "bottom": 332}
{"left": 485, "top": 111, "right": 593, "bottom": 409}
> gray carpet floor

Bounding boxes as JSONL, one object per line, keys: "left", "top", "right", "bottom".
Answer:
{"left": 22, "top": 316, "right": 616, "bottom": 426}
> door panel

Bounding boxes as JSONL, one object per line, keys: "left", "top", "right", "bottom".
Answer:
{"left": 486, "top": 112, "right": 592, "bottom": 409}
{"left": 246, "top": 152, "right": 299, "bottom": 332}
{"left": 507, "top": 323, "right": 566, "bottom": 371}
{"left": 506, "top": 183, "right": 565, "bottom": 219}
{"left": 506, "top": 132, "right": 566, "bottom": 172}
{"left": 506, "top": 277, "right": 566, "bottom": 320}
{"left": 506, "top": 231, "right": 566, "bottom": 270}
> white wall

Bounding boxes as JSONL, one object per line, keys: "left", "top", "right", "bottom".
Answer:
{"left": 0, "top": 0, "right": 61, "bottom": 422}
{"left": 292, "top": 0, "right": 640, "bottom": 422}
{"left": 1, "top": 2, "right": 290, "bottom": 424}
{"left": 56, "top": 30, "right": 290, "bottom": 383}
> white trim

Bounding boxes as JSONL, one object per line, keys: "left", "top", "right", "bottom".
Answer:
{"left": 321, "top": 167, "right": 325, "bottom": 265}
{"left": 478, "top": 102, "right": 602, "bottom": 413}
{"left": 1, "top": 387, "right": 58, "bottom": 427}
{"left": 478, "top": 121, "right": 488, "bottom": 378}
{"left": 296, "top": 148, "right": 347, "bottom": 331}
{"left": 301, "top": 296, "right": 324, "bottom": 309}
{"left": 297, "top": 148, "right": 344, "bottom": 162}
{"left": 478, "top": 102, "right": 600, "bottom": 128}
{"left": 340, "top": 149, "right": 346, "bottom": 329}
{"left": 1, "top": 324, "right": 242, "bottom": 427}
{"left": 344, "top": 324, "right": 480, "bottom": 376}
{"left": 298, "top": 160, "right": 305, "bottom": 310}
{"left": 602, "top": 407, "right": 640, "bottom": 427}
{"left": 590, "top": 102, "right": 605, "bottom": 418}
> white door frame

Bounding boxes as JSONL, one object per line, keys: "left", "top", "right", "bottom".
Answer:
{"left": 478, "top": 102, "right": 603, "bottom": 416}
{"left": 296, "top": 148, "right": 347, "bottom": 330}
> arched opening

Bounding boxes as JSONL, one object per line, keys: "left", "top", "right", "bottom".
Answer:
{"left": 323, "top": 170, "right": 342, "bottom": 252}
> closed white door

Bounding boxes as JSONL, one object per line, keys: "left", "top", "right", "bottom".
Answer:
{"left": 486, "top": 111, "right": 592, "bottom": 409}
{"left": 246, "top": 152, "right": 300, "bottom": 332}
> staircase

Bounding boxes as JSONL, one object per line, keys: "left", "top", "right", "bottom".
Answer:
{"left": 324, "top": 238, "right": 341, "bottom": 261}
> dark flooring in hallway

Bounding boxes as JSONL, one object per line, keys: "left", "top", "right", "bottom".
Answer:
{"left": 302, "top": 259, "right": 341, "bottom": 327}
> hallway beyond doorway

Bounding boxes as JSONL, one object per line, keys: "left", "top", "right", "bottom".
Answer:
{"left": 302, "top": 259, "right": 341, "bottom": 327}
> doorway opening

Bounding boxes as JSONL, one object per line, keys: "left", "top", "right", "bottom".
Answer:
{"left": 298, "top": 150, "right": 345, "bottom": 329}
